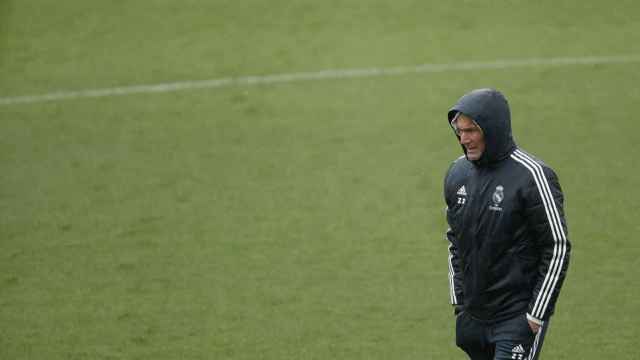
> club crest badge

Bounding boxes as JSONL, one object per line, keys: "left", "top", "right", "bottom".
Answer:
{"left": 492, "top": 185, "right": 504, "bottom": 205}
{"left": 489, "top": 185, "right": 504, "bottom": 211}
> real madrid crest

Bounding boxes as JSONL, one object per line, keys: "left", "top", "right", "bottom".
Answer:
{"left": 489, "top": 185, "right": 504, "bottom": 211}
{"left": 492, "top": 185, "right": 504, "bottom": 205}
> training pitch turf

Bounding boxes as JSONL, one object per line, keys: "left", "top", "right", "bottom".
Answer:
{"left": 1, "top": 1, "right": 639, "bottom": 359}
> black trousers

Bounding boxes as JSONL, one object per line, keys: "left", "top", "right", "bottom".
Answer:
{"left": 455, "top": 312, "right": 550, "bottom": 360}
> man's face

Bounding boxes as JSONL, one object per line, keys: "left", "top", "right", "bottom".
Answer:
{"left": 454, "top": 114, "right": 485, "bottom": 161}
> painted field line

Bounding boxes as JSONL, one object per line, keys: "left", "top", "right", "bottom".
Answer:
{"left": 1, "top": 54, "right": 639, "bottom": 106}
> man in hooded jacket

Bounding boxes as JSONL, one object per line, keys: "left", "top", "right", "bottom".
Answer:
{"left": 444, "top": 89, "right": 571, "bottom": 360}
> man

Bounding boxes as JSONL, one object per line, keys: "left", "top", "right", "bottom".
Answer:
{"left": 443, "top": 89, "right": 571, "bottom": 360}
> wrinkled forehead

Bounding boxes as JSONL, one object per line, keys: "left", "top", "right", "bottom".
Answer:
{"left": 450, "top": 112, "right": 480, "bottom": 129}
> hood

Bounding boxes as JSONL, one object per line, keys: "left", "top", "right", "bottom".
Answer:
{"left": 447, "top": 88, "right": 516, "bottom": 166}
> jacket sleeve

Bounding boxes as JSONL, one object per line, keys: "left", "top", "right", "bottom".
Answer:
{"left": 444, "top": 162, "right": 464, "bottom": 307}
{"left": 446, "top": 222, "right": 464, "bottom": 306}
{"left": 523, "top": 166, "right": 571, "bottom": 322}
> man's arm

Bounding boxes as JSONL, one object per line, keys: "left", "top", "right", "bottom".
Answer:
{"left": 523, "top": 165, "right": 571, "bottom": 324}
{"left": 446, "top": 215, "right": 464, "bottom": 311}
{"left": 443, "top": 158, "right": 467, "bottom": 314}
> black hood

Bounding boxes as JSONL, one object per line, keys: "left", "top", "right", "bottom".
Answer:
{"left": 447, "top": 88, "right": 516, "bottom": 166}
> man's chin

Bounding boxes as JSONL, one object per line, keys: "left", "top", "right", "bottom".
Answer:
{"left": 467, "top": 152, "right": 481, "bottom": 160}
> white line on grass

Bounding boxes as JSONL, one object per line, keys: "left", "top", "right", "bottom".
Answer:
{"left": 1, "top": 54, "right": 639, "bottom": 106}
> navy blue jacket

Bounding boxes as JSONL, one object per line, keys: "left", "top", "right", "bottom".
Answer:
{"left": 444, "top": 89, "right": 571, "bottom": 322}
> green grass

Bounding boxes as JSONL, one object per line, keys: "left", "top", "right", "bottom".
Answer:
{"left": 1, "top": 1, "right": 640, "bottom": 359}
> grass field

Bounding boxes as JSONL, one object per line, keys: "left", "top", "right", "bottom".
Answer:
{"left": 1, "top": 1, "right": 640, "bottom": 359}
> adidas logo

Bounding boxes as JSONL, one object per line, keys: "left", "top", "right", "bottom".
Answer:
{"left": 512, "top": 344, "right": 525, "bottom": 354}
{"left": 457, "top": 185, "right": 467, "bottom": 196}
